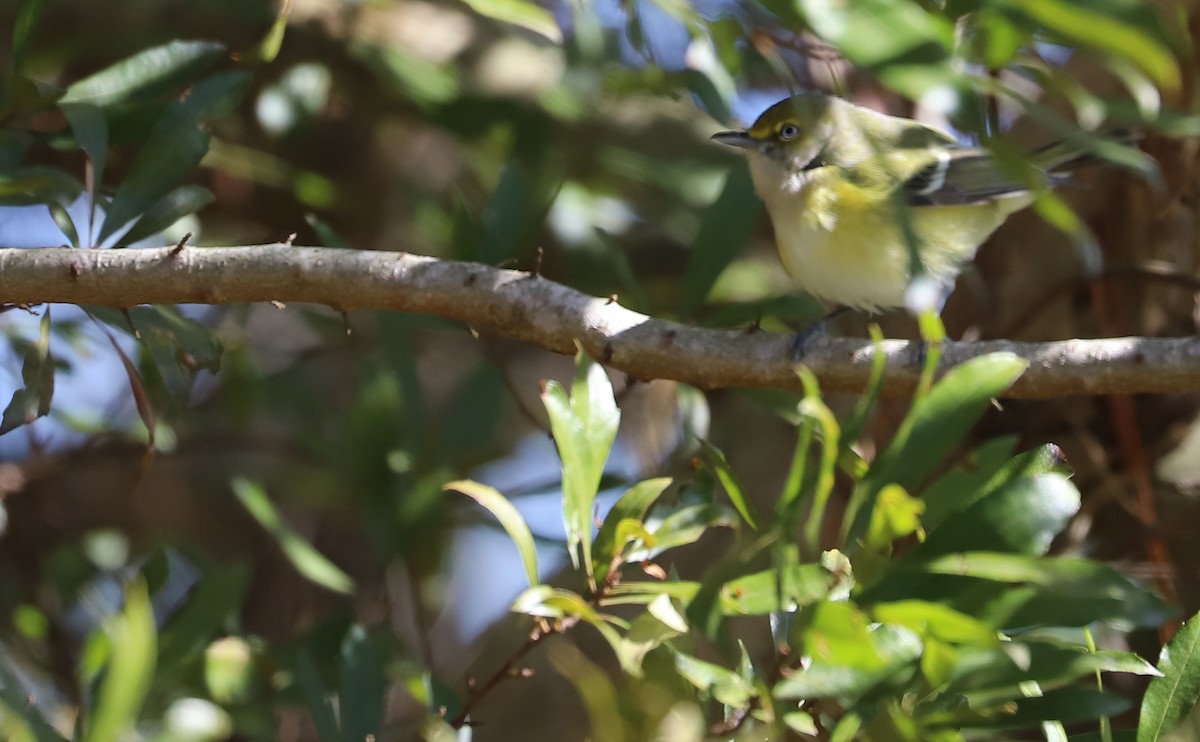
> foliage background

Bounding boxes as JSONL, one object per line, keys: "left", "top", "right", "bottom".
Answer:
{"left": 3, "top": 0, "right": 1200, "bottom": 739}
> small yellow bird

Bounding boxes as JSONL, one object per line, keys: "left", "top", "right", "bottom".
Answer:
{"left": 713, "top": 93, "right": 1118, "bottom": 320}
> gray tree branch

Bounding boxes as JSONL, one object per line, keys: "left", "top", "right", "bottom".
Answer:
{"left": 1, "top": 244, "right": 1197, "bottom": 399}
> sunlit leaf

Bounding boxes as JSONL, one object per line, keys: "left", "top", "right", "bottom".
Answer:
{"left": 458, "top": 0, "right": 563, "bottom": 44}
{"left": 447, "top": 479, "right": 539, "bottom": 588}
{"left": 60, "top": 40, "right": 226, "bottom": 107}
{"left": 543, "top": 347, "right": 620, "bottom": 583}
{"left": 593, "top": 477, "right": 672, "bottom": 581}
{"left": 1139, "top": 610, "right": 1200, "bottom": 742}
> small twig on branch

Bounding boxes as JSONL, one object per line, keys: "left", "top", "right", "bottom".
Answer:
{"left": 3, "top": 244, "right": 1200, "bottom": 399}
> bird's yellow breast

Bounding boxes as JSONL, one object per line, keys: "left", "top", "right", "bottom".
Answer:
{"left": 750, "top": 160, "right": 1031, "bottom": 312}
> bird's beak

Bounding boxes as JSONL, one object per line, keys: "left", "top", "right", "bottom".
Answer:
{"left": 711, "top": 130, "right": 759, "bottom": 150}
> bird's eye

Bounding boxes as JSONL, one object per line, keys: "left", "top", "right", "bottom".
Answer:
{"left": 778, "top": 124, "right": 800, "bottom": 141}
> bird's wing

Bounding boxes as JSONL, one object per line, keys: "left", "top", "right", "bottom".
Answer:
{"left": 899, "top": 148, "right": 1055, "bottom": 206}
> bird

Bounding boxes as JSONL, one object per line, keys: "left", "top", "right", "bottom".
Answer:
{"left": 712, "top": 93, "right": 1123, "bottom": 340}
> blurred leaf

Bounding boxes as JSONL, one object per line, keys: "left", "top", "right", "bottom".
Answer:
{"left": 1, "top": 308, "right": 54, "bottom": 436}
{"left": 593, "top": 477, "right": 672, "bottom": 581}
{"left": 116, "top": 185, "right": 215, "bottom": 247}
{"left": 339, "top": 625, "right": 386, "bottom": 742}
{"left": 232, "top": 478, "right": 354, "bottom": 594}
{"left": 11, "top": 0, "right": 47, "bottom": 73}
{"left": 864, "top": 484, "right": 925, "bottom": 553}
{"left": 547, "top": 644, "right": 625, "bottom": 742}
{"left": 59, "top": 101, "right": 108, "bottom": 239}
{"left": 60, "top": 40, "right": 226, "bottom": 107}
{"left": 99, "top": 71, "right": 251, "bottom": 244}
{"left": 458, "top": 0, "right": 562, "bottom": 44}
{"left": 673, "top": 650, "right": 755, "bottom": 707}
{"left": 543, "top": 348, "right": 620, "bottom": 583}
{"left": 305, "top": 213, "right": 350, "bottom": 249}
{"left": 291, "top": 650, "right": 340, "bottom": 741}
{"left": 47, "top": 202, "right": 79, "bottom": 247}
{"left": 446, "top": 480, "right": 539, "bottom": 588}
{"left": 846, "top": 353, "right": 1027, "bottom": 544}
{"left": 698, "top": 440, "right": 759, "bottom": 531}
{"left": 84, "top": 580, "right": 156, "bottom": 742}
{"left": 872, "top": 600, "right": 995, "bottom": 646}
{"left": 127, "top": 306, "right": 222, "bottom": 405}
{"left": 0, "top": 662, "right": 65, "bottom": 742}
{"left": 1140, "top": 610, "right": 1200, "bottom": 742}
{"left": 1006, "top": 0, "right": 1179, "bottom": 91}
{"left": 800, "top": 601, "right": 888, "bottom": 669}
{"left": 683, "top": 166, "right": 762, "bottom": 312}
{"left": 999, "top": 687, "right": 1131, "bottom": 730}
{"left": 204, "top": 636, "right": 258, "bottom": 705}
{"left": 798, "top": 0, "right": 956, "bottom": 97}
{"left": 158, "top": 566, "right": 249, "bottom": 674}
{"left": 246, "top": 0, "right": 292, "bottom": 64}
{"left": 0, "top": 131, "right": 32, "bottom": 169}
{"left": 438, "top": 363, "right": 505, "bottom": 463}
{"left": 0, "top": 166, "right": 83, "bottom": 207}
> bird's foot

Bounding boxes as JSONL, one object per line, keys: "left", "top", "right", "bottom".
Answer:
{"left": 789, "top": 320, "right": 828, "bottom": 360}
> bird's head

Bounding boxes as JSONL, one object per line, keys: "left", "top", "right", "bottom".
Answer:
{"left": 712, "top": 94, "right": 832, "bottom": 172}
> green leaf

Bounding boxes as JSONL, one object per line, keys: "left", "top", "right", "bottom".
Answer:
{"left": 910, "top": 473, "right": 1079, "bottom": 558}
{"left": 698, "top": 440, "right": 759, "bottom": 531}
{"left": 0, "top": 660, "right": 66, "bottom": 742}
{"left": 1000, "top": 687, "right": 1131, "bottom": 730}
{"left": 635, "top": 503, "right": 738, "bottom": 559}
{"left": 920, "top": 436, "right": 1019, "bottom": 532}
{"left": 59, "top": 101, "right": 108, "bottom": 234}
{"left": 126, "top": 306, "right": 223, "bottom": 405}
{"left": 721, "top": 557, "right": 850, "bottom": 615}
{"left": 447, "top": 480, "right": 539, "bottom": 589}
{"left": 12, "top": 0, "right": 48, "bottom": 74}
{"left": 232, "top": 478, "right": 354, "bottom": 594}
{"left": 775, "top": 623, "right": 921, "bottom": 700}
{"left": 847, "top": 353, "right": 1028, "bottom": 544}
{"left": 797, "top": 0, "right": 956, "bottom": 98}
{"left": 592, "top": 477, "right": 672, "bottom": 581}
{"left": 60, "top": 40, "right": 226, "bottom": 107}
{"left": 157, "top": 565, "right": 249, "bottom": 674}
{"left": 682, "top": 166, "right": 762, "bottom": 312}
{"left": 115, "top": 185, "right": 215, "bottom": 247}
{"left": 84, "top": 580, "right": 156, "bottom": 742}
{"left": 458, "top": 0, "right": 563, "bottom": 43}
{"left": 1005, "top": 0, "right": 1180, "bottom": 91}
{"left": 98, "top": 71, "right": 250, "bottom": 244}
{"left": 542, "top": 347, "right": 620, "bottom": 583}
{"left": 546, "top": 644, "right": 626, "bottom": 742}
{"left": 864, "top": 484, "right": 925, "bottom": 553}
{"left": 673, "top": 650, "right": 755, "bottom": 707}
{"left": 1139, "top": 610, "right": 1200, "bottom": 741}
{"left": 942, "top": 641, "right": 1158, "bottom": 708}
{"left": 339, "top": 625, "right": 387, "bottom": 742}
{"left": 1, "top": 309, "right": 54, "bottom": 436}
{"left": 916, "top": 552, "right": 1173, "bottom": 628}
{"left": 291, "top": 650, "right": 340, "bottom": 741}
{"left": 872, "top": 600, "right": 996, "bottom": 646}
{"left": 0, "top": 166, "right": 82, "bottom": 207}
